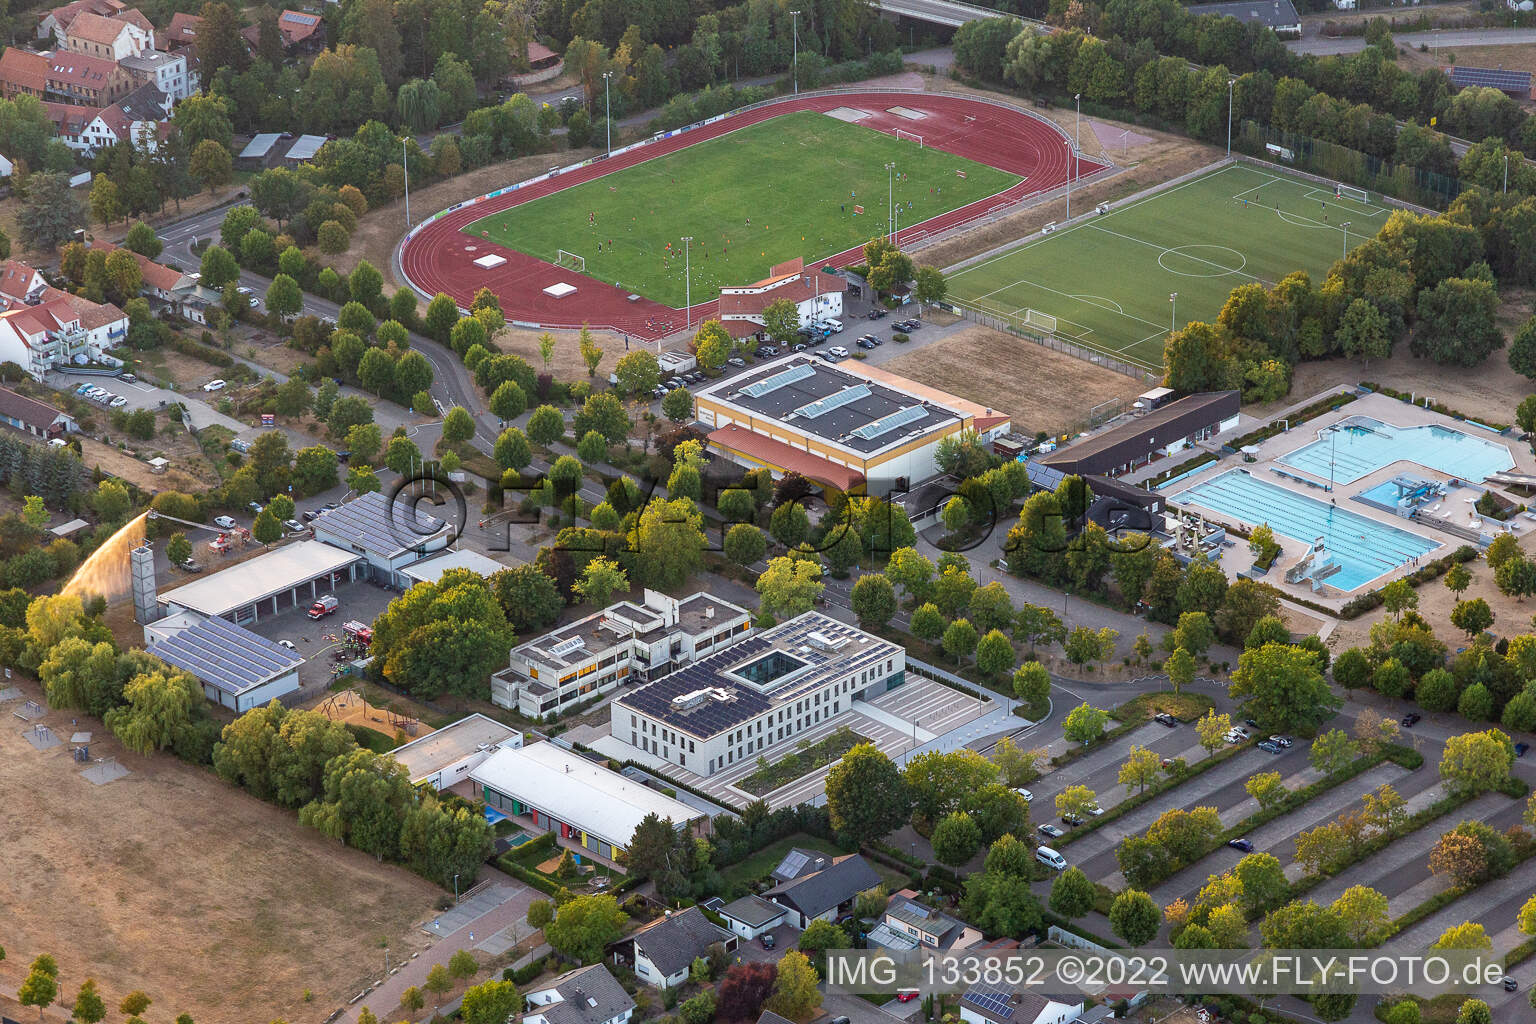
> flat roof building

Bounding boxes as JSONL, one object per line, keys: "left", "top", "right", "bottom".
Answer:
{"left": 611, "top": 612, "right": 905, "bottom": 777}
{"left": 310, "top": 490, "right": 452, "bottom": 588}
{"left": 401, "top": 548, "right": 508, "bottom": 586}
{"left": 492, "top": 589, "right": 752, "bottom": 719}
{"left": 282, "top": 133, "right": 326, "bottom": 164}
{"left": 148, "top": 613, "right": 304, "bottom": 712}
{"left": 237, "top": 132, "right": 282, "bottom": 168}
{"left": 388, "top": 712, "right": 523, "bottom": 790}
{"left": 696, "top": 355, "right": 1010, "bottom": 496}
{"left": 157, "top": 539, "right": 360, "bottom": 624}
{"left": 1037, "top": 391, "right": 1240, "bottom": 478}
{"left": 471, "top": 740, "right": 707, "bottom": 862}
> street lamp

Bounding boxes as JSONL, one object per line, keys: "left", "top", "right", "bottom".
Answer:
{"left": 682, "top": 236, "right": 693, "bottom": 331}
{"left": 401, "top": 136, "right": 410, "bottom": 229}
{"left": 453, "top": 873, "right": 460, "bottom": 903}
{"left": 790, "top": 11, "right": 801, "bottom": 94}
{"left": 1339, "top": 221, "right": 1352, "bottom": 259}
{"left": 602, "top": 71, "right": 614, "bottom": 157}
{"left": 1073, "top": 92, "right": 1080, "bottom": 148}
{"left": 1169, "top": 292, "right": 1177, "bottom": 336}
{"left": 1226, "top": 77, "right": 1235, "bottom": 158}
{"left": 885, "top": 162, "right": 895, "bottom": 244}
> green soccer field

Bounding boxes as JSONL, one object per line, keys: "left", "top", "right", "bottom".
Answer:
{"left": 947, "top": 163, "right": 1389, "bottom": 371}
{"left": 462, "top": 110, "right": 1021, "bottom": 308}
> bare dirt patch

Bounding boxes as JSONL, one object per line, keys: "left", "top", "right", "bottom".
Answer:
{"left": 1399, "top": 40, "right": 1536, "bottom": 73}
{"left": 882, "top": 323, "right": 1144, "bottom": 436}
{"left": 0, "top": 676, "right": 438, "bottom": 1024}
{"left": 238, "top": 329, "right": 314, "bottom": 378}
{"left": 78, "top": 433, "right": 218, "bottom": 491}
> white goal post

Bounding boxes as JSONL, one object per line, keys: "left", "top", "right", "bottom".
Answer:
{"left": 1334, "top": 183, "right": 1368, "bottom": 203}
{"left": 1023, "top": 308, "right": 1057, "bottom": 334}
{"left": 556, "top": 249, "right": 585, "bottom": 272}
{"left": 894, "top": 128, "right": 924, "bottom": 148}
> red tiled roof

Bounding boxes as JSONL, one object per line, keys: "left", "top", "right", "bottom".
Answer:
{"left": 708, "top": 424, "right": 865, "bottom": 492}
{"left": 0, "top": 48, "right": 49, "bottom": 94}
{"left": 41, "top": 0, "right": 123, "bottom": 33}
{"left": 43, "top": 99, "right": 96, "bottom": 134}
{"left": 38, "top": 286, "right": 124, "bottom": 329}
{"left": 0, "top": 261, "right": 43, "bottom": 303}
{"left": 527, "top": 41, "right": 556, "bottom": 62}
{"left": 718, "top": 256, "right": 847, "bottom": 321}
{"left": 276, "top": 9, "right": 320, "bottom": 43}
{"left": 163, "top": 11, "right": 199, "bottom": 46}
{"left": 115, "top": 7, "right": 151, "bottom": 33}
{"left": 45, "top": 50, "right": 119, "bottom": 87}
{"left": 67, "top": 11, "right": 131, "bottom": 45}
{"left": 93, "top": 101, "right": 129, "bottom": 136}
{"left": 91, "top": 239, "right": 184, "bottom": 291}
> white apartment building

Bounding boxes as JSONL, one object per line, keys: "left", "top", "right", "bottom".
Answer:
{"left": 610, "top": 612, "right": 905, "bottom": 777}
{"left": 492, "top": 590, "right": 751, "bottom": 718}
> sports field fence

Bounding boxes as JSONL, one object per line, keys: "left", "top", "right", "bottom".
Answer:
{"left": 944, "top": 300, "right": 1161, "bottom": 384}
{"left": 1235, "top": 121, "right": 1461, "bottom": 210}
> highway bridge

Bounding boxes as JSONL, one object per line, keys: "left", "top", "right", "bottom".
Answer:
{"left": 876, "top": 0, "right": 1040, "bottom": 29}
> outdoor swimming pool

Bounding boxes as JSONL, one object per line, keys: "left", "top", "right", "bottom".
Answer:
{"left": 1279, "top": 420, "right": 1513, "bottom": 485}
{"left": 1176, "top": 470, "right": 1439, "bottom": 591}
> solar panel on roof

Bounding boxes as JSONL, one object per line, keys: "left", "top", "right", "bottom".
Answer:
{"left": 966, "top": 986, "right": 1015, "bottom": 1020}
{"left": 794, "top": 384, "right": 870, "bottom": 420}
{"left": 285, "top": 11, "right": 319, "bottom": 22}
{"left": 548, "top": 636, "right": 586, "bottom": 658}
{"left": 851, "top": 404, "right": 927, "bottom": 440}
{"left": 777, "top": 850, "right": 809, "bottom": 877}
{"left": 740, "top": 363, "right": 814, "bottom": 398}
{"left": 1447, "top": 65, "right": 1532, "bottom": 93}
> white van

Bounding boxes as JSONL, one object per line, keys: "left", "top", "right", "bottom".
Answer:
{"left": 1036, "top": 846, "right": 1066, "bottom": 870}
{"left": 822, "top": 318, "right": 843, "bottom": 333}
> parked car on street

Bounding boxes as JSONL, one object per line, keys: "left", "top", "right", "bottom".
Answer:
{"left": 1154, "top": 713, "right": 1178, "bottom": 727}
{"left": 1401, "top": 712, "right": 1421, "bottom": 727}
{"left": 1037, "top": 823, "right": 1064, "bottom": 839}
{"left": 1228, "top": 838, "right": 1254, "bottom": 852}
{"left": 213, "top": 515, "right": 237, "bottom": 529}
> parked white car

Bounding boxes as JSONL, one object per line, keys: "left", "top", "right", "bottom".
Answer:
{"left": 213, "top": 515, "right": 237, "bottom": 529}
{"left": 203, "top": 379, "right": 226, "bottom": 392}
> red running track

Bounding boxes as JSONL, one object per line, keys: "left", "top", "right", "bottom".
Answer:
{"left": 399, "top": 91, "right": 1106, "bottom": 343}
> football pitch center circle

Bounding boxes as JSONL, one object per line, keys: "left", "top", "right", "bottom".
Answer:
{"left": 1156, "top": 244, "right": 1247, "bottom": 278}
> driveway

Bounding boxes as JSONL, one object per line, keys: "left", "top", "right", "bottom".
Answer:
{"left": 52, "top": 369, "right": 248, "bottom": 433}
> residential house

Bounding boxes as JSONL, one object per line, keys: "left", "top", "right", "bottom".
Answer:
{"left": 88, "top": 239, "right": 215, "bottom": 319}
{"left": 957, "top": 987, "right": 1084, "bottom": 1024}
{"left": 522, "top": 965, "right": 634, "bottom": 1024}
{"left": 63, "top": 9, "right": 153, "bottom": 60}
{"left": 868, "top": 893, "right": 983, "bottom": 952}
{"left": 0, "top": 386, "right": 75, "bottom": 437}
{"left": 239, "top": 9, "right": 324, "bottom": 53}
{"left": 717, "top": 257, "right": 847, "bottom": 341}
{"left": 0, "top": 48, "right": 49, "bottom": 100}
{"left": 614, "top": 907, "right": 734, "bottom": 989}
{"left": 763, "top": 851, "right": 882, "bottom": 930}
{"left": 0, "top": 297, "right": 93, "bottom": 379}
{"left": 43, "top": 50, "right": 131, "bottom": 105}
{"left": 715, "top": 895, "right": 787, "bottom": 941}
{"left": 37, "top": 287, "right": 126, "bottom": 351}
{"left": 78, "top": 82, "right": 167, "bottom": 153}
{"left": 159, "top": 11, "right": 200, "bottom": 51}
{"left": 42, "top": 100, "right": 94, "bottom": 149}
{"left": 36, "top": 0, "right": 125, "bottom": 41}
{"left": 0, "top": 262, "right": 48, "bottom": 307}
{"left": 120, "top": 49, "right": 193, "bottom": 101}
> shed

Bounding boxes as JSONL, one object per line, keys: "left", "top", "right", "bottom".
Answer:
{"left": 236, "top": 132, "right": 282, "bottom": 169}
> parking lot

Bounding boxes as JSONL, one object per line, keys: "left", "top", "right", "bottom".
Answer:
{"left": 54, "top": 369, "right": 248, "bottom": 433}
{"left": 242, "top": 578, "right": 400, "bottom": 696}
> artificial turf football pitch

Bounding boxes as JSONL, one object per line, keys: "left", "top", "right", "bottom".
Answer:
{"left": 461, "top": 110, "right": 1022, "bottom": 309}
{"left": 946, "top": 162, "right": 1390, "bottom": 370}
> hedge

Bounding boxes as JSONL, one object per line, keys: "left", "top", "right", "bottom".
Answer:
{"left": 1338, "top": 544, "right": 1479, "bottom": 618}
{"left": 504, "top": 956, "right": 550, "bottom": 985}
{"left": 1226, "top": 391, "right": 1359, "bottom": 452}
{"left": 1056, "top": 738, "right": 1244, "bottom": 849}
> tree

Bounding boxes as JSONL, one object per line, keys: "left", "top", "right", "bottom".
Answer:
{"left": 1012, "top": 662, "right": 1050, "bottom": 708}
{"left": 976, "top": 629, "right": 1014, "bottom": 678}
{"left": 692, "top": 320, "right": 732, "bottom": 371}
{"left": 573, "top": 393, "right": 629, "bottom": 443}
{"left": 401, "top": 986, "right": 426, "bottom": 1013}
{"left": 716, "top": 963, "right": 777, "bottom": 1022}
{"left": 1166, "top": 647, "right": 1196, "bottom": 695}
{"left": 200, "top": 244, "right": 240, "bottom": 289}
{"left": 1453, "top": 1000, "right": 1492, "bottom": 1024}
{"left": 824, "top": 743, "right": 910, "bottom": 845}
{"left": 756, "top": 555, "right": 823, "bottom": 619}
{"left": 661, "top": 387, "right": 694, "bottom": 423}
{"left": 265, "top": 273, "right": 302, "bottom": 319}
{"left": 1048, "top": 866, "right": 1095, "bottom": 919}
{"left": 1196, "top": 710, "right": 1233, "bottom": 759}
{"left": 850, "top": 573, "right": 897, "bottom": 630}
{"left": 424, "top": 964, "right": 453, "bottom": 1005}
{"left": 761, "top": 300, "right": 800, "bottom": 346}
{"left": 1412, "top": 276, "right": 1503, "bottom": 368}
{"left": 448, "top": 949, "right": 479, "bottom": 982}
{"left": 613, "top": 350, "right": 661, "bottom": 395}
{"left": 189, "top": 139, "right": 233, "bottom": 193}
{"left": 1337, "top": 297, "right": 1392, "bottom": 363}
{"left": 766, "top": 951, "right": 821, "bottom": 1020}
{"left": 575, "top": 557, "right": 628, "bottom": 607}
{"left": 124, "top": 220, "right": 161, "bottom": 259}
{"left": 460, "top": 980, "right": 522, "bottom": 1024}
{"left": 17, "top": 959, "right": 57, "bottom": 1021}
{"left": 1246, "top": 771, "right": 1286, "bottom": 809}
{"left": 942, "top": 618, "right": 979, "bottom": 666}
{"left": 442, "top": 406, "right": 476, "bottom": 445}
{"left": 89, "top": 176, "right": 122, "bottom": 227}
{"left": 1310, "top": 730, "right": 1359, "bottom": 776}
{"left": 1063, "top": 703, "right": 1108, "bottom": 746}
{"left": 913, "top": 265, "right": 947, "bottom": 308}
{"left": 910, "top": 603, "right": 945, "bottom": 644}
{"left": 1118, "top": 745, "right": 1162, "bottom": 793}
{"left": 104, "top": 669, "right": 203, "bottom": 756}
{"left": 931, "top": 811, "right": 982, "bottom": 867}
{"left": 252, "top": 507, "right": 283, "bottom": 545}
{"left": 1382, "top": 578, "right": 1419, "bottom": 619}
{"left": 723, "top": 523, "right": 766, "bottom": 567}
{"left": 545, "top": 894, "right": 627, "bottom": 964}
{"left": 1331, "top": 885, "right": 1389, "bottom": 946}
{"left": 1433, "top": 922, "right": 1492, "bottom": 950}
{"left": 18, "top": 172, "right": 85, "bottom": 251}
{"left": 1229, "top": 642, "right": 1341, "bottom": 732}
{"left": 578, "top": 326, "right": 603, "bottom": 377}
{"left": 1109, "top": 889, "right": 1161, "bottom": 946}
{"left": 1173, "top": 610, "right": 1215, "bottom": 658}
{"left": 73, "top": 980, "right": 106, "bottom": 1024}
{"left": 1439, "top": 729, "right": 1515, "bottom": 795}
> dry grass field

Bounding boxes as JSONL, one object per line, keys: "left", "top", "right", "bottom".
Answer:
{"left": 0, "top": 676, "right": 439, "bottom": 1024}
{"left": 882, "top": 323, "right": 1145, "bottom": 437}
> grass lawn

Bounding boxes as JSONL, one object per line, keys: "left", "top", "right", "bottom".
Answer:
{"left": 947, "top": 162, "right": 1390, "bottom": 369}
{"left": 463, "top": 110, "right": 1021, "bottom": 308}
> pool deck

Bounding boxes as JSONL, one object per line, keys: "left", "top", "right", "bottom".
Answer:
{"left": 1165, "top": 391, "right": 1536, "bottom": 613}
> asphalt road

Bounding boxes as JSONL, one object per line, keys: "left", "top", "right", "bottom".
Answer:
{"left": 1289, "top": 25, "right": 1536, "bottom": 56}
